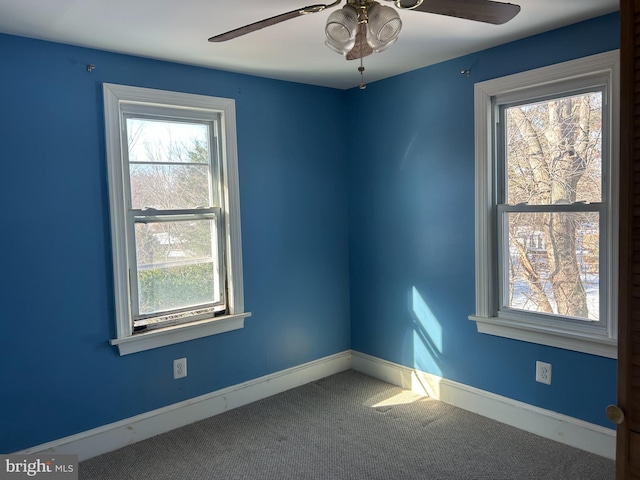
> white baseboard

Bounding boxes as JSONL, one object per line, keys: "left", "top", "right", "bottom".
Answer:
{"left": 351, "top": 351, "right": 616, "bottom": 459}
{"left": 18, "top": 350, "right": 351, "bottom": 461}
{"left": 17, "top": 350, "right": 616, "bottom": 462}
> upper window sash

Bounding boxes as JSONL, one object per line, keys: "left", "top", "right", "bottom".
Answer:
{"left": 122, "top": 112, "right": 222, "bottom": 210}
{"left": 496, "top": 84, "right": 610, "bottom": 208}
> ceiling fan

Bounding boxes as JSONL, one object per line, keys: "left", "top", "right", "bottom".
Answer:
{"left": 209, "top": 0, "right": 521, "bottom": 87}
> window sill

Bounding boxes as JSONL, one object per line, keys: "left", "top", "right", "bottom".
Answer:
{"left": 469, "top": 315, "right": 617, "bottom": 359}
{"left": 110, "top": 312, "right": 252, "bottom": 356}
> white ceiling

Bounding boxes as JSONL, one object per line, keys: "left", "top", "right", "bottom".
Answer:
{"left": 0, "top": 0, "right": 618, "bottom": 90}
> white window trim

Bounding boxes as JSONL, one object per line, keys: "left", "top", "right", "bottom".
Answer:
{"left": 103, "top": 83, "right": 250, "bottom": 355}
{"left": 469, "top": 50, "right": 619, "bottom": 359}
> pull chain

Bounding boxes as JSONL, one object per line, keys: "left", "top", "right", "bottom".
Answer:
{"left": 358, "top": 56, "right": 366, "bottom": 90}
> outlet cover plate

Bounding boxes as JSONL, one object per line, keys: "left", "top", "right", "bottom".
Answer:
{"left": 174, "top": 358, "right": 187, "bottom": 379}
{"left": 536, "top": 361, "right": 552, "bottom": 385}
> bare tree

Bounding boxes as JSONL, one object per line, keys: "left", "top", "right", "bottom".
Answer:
{"left": 505, "top": 92, "right": 602, "bottom": 319}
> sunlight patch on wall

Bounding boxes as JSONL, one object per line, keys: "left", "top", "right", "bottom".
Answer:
{"left": 412, "top": 286, "right": 443, "bottom": 353}
{"left": 411, "top": 286, "right": 443, "bottom": 377}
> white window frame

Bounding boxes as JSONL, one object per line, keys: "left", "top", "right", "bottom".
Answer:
{"left": 469, "top": 51, "right": 619, "bottom": 359}
{"left": 103, "top": 83, "right": 250, "bottom": 355}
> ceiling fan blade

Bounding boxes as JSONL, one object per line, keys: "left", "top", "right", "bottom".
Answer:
{"left": 208, "top": 3, "right": 338, "bottom": 42}
{"left": 402, "top": 0, "right": 520, "bottom": 25}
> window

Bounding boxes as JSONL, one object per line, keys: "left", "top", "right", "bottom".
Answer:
{"left": 469, "top": 51, "right": 619, "bottom": 358}
{"left": 103, "top": 84, "right": 249, "bottom": 355}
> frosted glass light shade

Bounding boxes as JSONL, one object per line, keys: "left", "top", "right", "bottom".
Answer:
{"left": 325, "top": 5, "right": 358, "bottom": 54}
{"left": 366, "top": 3, "right": 402, "bottom": 52}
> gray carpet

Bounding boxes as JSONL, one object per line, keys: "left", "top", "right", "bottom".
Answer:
{"left": 80, "top": 370, "right": 614, "bottom": 479}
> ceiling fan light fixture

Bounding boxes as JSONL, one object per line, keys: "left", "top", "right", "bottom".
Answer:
{"left": 324, "top": 4, "right": 359, "bottom": 55}
{"left": 366, "top": 2, "right": 402, "bottom": 52}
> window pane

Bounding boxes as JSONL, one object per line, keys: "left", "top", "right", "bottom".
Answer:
{"left": 505, "top": 211, "right": 599, "bottom": 321}
{"left": 126, "top": 118, "right": 214, "bottom": 210}
{"left": 504, "top": 92, "right": 602, "bottom": 205}
{"left": 127, "top": 119, "right": 209, "bottom": 164}
{"left": 130, "top": 163, "right": 211, "bottom": 210}
{"left": 135, "top": 218, "right": 221, "bottom": 316}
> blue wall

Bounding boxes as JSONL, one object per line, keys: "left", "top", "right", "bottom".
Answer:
{"left": 0, "top": 11, "right": 620, "bottom": 453}
{"left": 347, "top": 12, "right": 619, "bottom": 429}
{"left": 0, "top": 34, "right": 350, "bottom": 453}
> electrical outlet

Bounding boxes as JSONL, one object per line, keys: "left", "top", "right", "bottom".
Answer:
{"left": 535, "top": 361, "right": 552, "bottom": 385}
{"left": 174, "top": 358, "right": 187, "bottom": 379}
